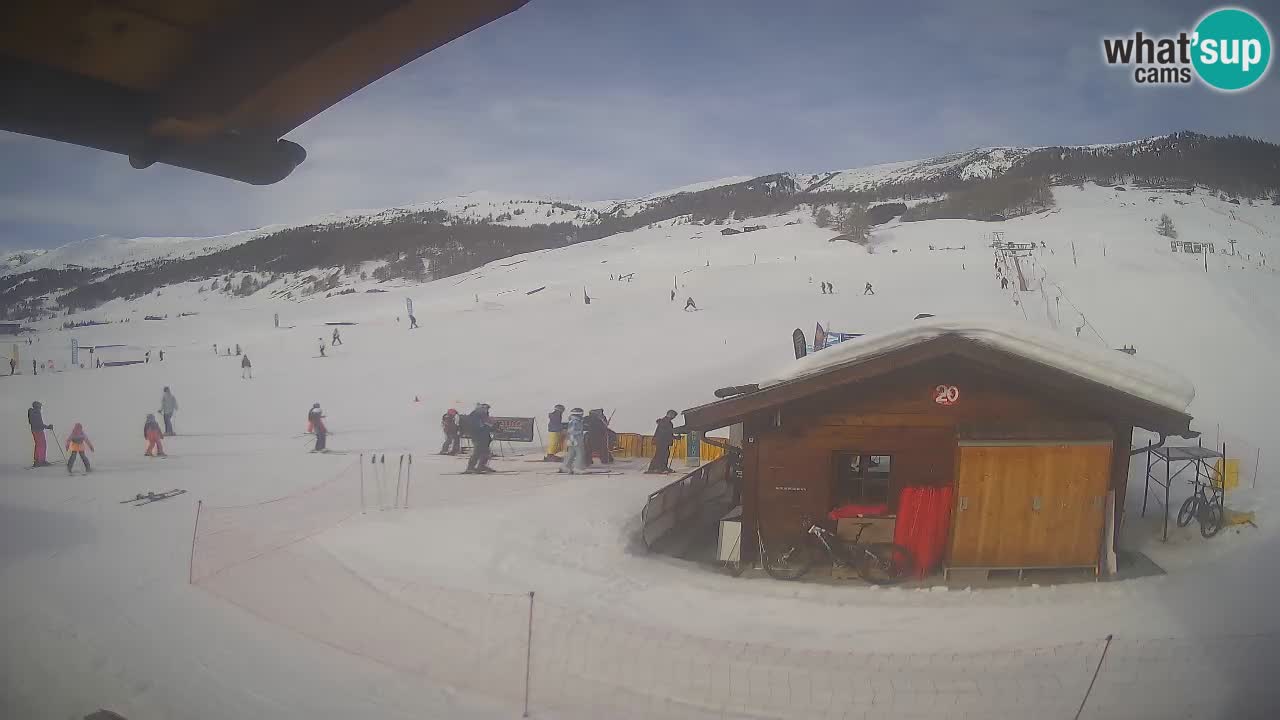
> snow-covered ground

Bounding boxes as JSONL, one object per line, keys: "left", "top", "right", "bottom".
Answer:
{"left": 2, "top": 184, "right": 1279, "bottom": 718}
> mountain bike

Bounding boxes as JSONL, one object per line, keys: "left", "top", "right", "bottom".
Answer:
{"left": 759, "top": 515, "right": 914, "bottom": 584}
{"left": 1177, "top": 481, "right": 1223, "bottom": 538}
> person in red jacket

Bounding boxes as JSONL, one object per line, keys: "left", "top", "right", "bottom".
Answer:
{"left": 143, "top": 414, "right": 166, "bottom": 457}
{"left": 439, "top": 409, "right": 461, "bottom": 455}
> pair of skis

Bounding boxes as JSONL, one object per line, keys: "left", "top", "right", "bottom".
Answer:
{"left": 119, "top": 489, "right": 187, "bottom": 506}
{"left": 360, "top": 453, "right": 412, "bottom": 512}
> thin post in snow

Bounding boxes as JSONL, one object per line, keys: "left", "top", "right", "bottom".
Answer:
{"left": 523, "top": 591, "right": 535, "bottom": 718}
{"left": 1071, "top": 240, "right": 1078, "bottom": 267}
{"left": 1253, "top": 447, "right": 1261, "bottom": 490}
{"left": 359, "top": 454, "right": 365, "bottom": 513}
{"left": 404, "top": 454, "right": 413, "bottom": 509}
{"left": 1074, "top": 634, "right": 1113, "bottom": 720}
{"left": 188, "top": 500, "right": 203, "bottom": 585}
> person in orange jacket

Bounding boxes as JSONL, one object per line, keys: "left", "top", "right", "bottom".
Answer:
{"left": 143, "top": 413, "right": 166, "bottom": 457}
{"left": 66, "top": 422, "right": 95, "bottom": 473}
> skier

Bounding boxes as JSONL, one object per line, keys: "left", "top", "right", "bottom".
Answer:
{"left": 145, "top": 351, "right": 150, "bottom": 363}
{"left": 32, "top": 358, "right": 37, "bottom": 375}
{"left": 318, "top": 339, "right": 326, "bottom": 357}
{"left": 559, "top": 408, "right": 587, "bottom": 474}
{"left": 213, "top": 344, "right": 217, "bottom": 354}
{"left": 308, "top": 403, "right": 328, "bottom": 452}
{"left": 670, "top": 289, "right": 676, "bottom": 302}
{"left": 408, "top": 314, "right": 419, "bottom": 329}
{"left": 65, "top": 423, "right": 94, "bottom": 474}
{"left": 143, "top": 414, "right": 166, "bottom": 457}
{"left": 241, "top": 354, "right": 252, "bottom": 379}
{"left": 8, "top": 357, "right": 13, "bottom": 375}
{"left": 684, "top": 296, "right": 698, "bottom": 311}
{"left": 586, "top": 409, "right": 614, "bottom": 465}
{"left": 828, "top": 281, "right": 835, "bottom": 294}
{"left": 463, "top": 403, "right": 494, "bottom": 473}
{"left": 545, "top": 404, "right": 566, "bottom": 461}
{"left": 864, "top": 282, "right": 875, "bottom": 295}
{"left": 820, "top": 282, "right": 827, "bottom": 294}
{"left": 235, "top": 344, "right": 241, "bottom": 356}
{"left": 332, "top": 328, "right": 343, "bottom": 346}
{"left": 646, "top": 410, "right": 681, "bottom": 474}
{"left": 28, "top": 401, "right": 53, "bottom": 467}
{"left": 159, "top": 349, "right": 164, "bottom": 362}
{"left": 439, "top": 408, "right": 462, "bottom": 455}
{"left": 159, "top": 386, "right": 178, "bottom": 436}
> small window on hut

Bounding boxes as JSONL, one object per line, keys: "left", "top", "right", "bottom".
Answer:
{"left": 832, "top": 453, "right": 892, "bottom": 508}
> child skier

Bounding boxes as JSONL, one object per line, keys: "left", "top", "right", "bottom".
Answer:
{"left": 559, "top": 408, "right": 587, "bottom": 474}
{"left": 66, "top": 423, "right": 94, "bottom": 473}
{"left": 308, "top": 403, "right": 327, "bottom": 452}
{"left": 440, "top": 408, "right": 461, "bottom": 455}
{"left": 143, "top": 414, "right": 166, "bottom": 457}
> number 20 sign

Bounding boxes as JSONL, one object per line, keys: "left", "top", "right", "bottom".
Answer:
{"left": 934, "top": 384, "right": 960, "bottom": 406}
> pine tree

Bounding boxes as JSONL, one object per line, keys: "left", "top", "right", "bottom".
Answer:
{"left": 813, "top": 206, "right": 833, "bottom": 228}
{"left": 1156, "top": 213, "right": 1178, "bottom": 239}
{"left": 837, "top": 203, "right": 871, "bottom": 243}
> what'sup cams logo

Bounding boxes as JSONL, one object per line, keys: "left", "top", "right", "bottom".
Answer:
{"left": 1103, "top": 7, "right": 1271, "bottom": 91}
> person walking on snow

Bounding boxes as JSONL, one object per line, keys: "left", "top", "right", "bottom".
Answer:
{"left": 439, "top": 409, "right": 461, "bottom": 455}
{"left": 143, "top": 414, "right": 166, "bottom": 457}
{"left": 159, "top": 387, "right": 179, "bottom": 436}
{"left": 235, "top": 344, "right": 241, "bottom": 356}
{"left": 28, "top": 401, "right": 53, "bottom": 467}
{"left": 646, "top": 411, "right": 682, "bottom": 474}
{"left": 65, "top": 423, "right": 94, "bottom": 473}
{"left": 559, "top": 408, "right": 587, "bottom": 474}
{"left": 463, "top": 403, "right": 494, "bottom": 473}
{"left": 408, "top": 314, "right": 419, "bottom": 329}
{"left": 308, "top": 403, "right": 328, "bottom": 452}
{"left": 318, "top": 339, "right": 326, "bottom": 357}
{"left": 586, "top": 409, "right": 614, "bottom": 465}
{"left": 864, "top": 282, "right": 875, "bottom": 295}
{"left": 159, "top": 349, "right": 164, "bottom": 362}
{"left": 241, "top": 354, "right": 252, "bottom": 379}
{"left": 545, "top": 404, "right": 566, "bottom": 461}
{"left": 332, "top": 328, "right": 343, "bottom": 346}
{"left": 8, "top": 357, "right": 14, "bottom": 375}
{"left": 684, "top": 296, "right": 698, "bottom": 311}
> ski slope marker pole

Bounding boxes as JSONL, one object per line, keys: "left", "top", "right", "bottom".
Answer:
{"left": 405, "top": 454, "right": 412, "bottom": 509}
{"left": 395, "top": 454, "right": 404, "bottom": 508}
{"left": 359, "top": 454, "right": 366, "bottom": 513}
{"left": 188, "top": 500, "right": 203, "bottom": 584}
{"left": 523, "top": 590, "right": 535, "bottom": 718}
{"left": 376, "top": 454, "right": 385, "bottom": 510}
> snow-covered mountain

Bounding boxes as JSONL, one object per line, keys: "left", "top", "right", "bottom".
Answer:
{"left": 3, "top": 134, "right": 1206, "bottom": 277}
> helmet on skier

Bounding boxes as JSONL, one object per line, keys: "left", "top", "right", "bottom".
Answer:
{"left": 32, "top": 401, "right": 41, "bottom": 408}
{"left": 312, "top": 403, "right": 321, "bottom": 409}
{"left": 447, "top": 408, "right": 458, "bottom": 416}
{"left": 570, "top": 407, "right": 584, "bottom": 416}
{"left": 554, "top": 404, "right": 564, "bottom": 411}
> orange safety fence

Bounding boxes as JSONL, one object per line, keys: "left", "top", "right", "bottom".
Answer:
{"left": 613, "top": 432, "right": 727, "bottom": 462}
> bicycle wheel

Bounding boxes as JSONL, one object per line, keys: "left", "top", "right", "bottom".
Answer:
{"left": 1199, "top": 504, "right": 1224, "bottom": 538}
{"left": 1177, "top": 496, "right": 1199, "bottom": 527}
{"left": 857, "top": 543, "right": 915, "bottom": 585}
{"left": 761, "top": 538, "right": 813, "bottom": 580}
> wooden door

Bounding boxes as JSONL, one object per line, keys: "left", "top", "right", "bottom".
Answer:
{"left": 950, "top": 443, "right": 1111, "bottom": 568}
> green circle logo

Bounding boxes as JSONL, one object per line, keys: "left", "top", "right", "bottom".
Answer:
{"left": 1192, "top": 8, "right": 1272, "bottom": 91}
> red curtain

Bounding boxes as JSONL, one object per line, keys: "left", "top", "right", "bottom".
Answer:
{"left": 893, "top": 486, "right": 954, "bottom": 579}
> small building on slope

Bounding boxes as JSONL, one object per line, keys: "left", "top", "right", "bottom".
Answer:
{"left": 680, "top": 318, "right": 1196, "bottom": 578}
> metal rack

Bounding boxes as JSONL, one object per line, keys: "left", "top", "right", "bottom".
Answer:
{"left": 1142, "top": 439, "right": 1224, "bottom": 542}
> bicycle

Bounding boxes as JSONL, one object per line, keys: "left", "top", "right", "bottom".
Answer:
{"left": 759, "top": 515, "right": 914, "bottom": 584}
{"left": 1176, "top": 481, "right": 1223, "bottom": 538}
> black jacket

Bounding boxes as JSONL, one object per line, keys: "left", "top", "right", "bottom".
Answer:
{"left": 467, "top": 410, "right": 492, "bottom": 444}
{"left": 654, "top": 417, "right": 676, "bottom": 444}
{"left": 28, "top": 407, "right": 50, "bottom": 432}
{"left": 548, "top": 409, "right": 565, "bottom": 433}
{"left": 442, "top": 413, "right": 459, "bottom": 435}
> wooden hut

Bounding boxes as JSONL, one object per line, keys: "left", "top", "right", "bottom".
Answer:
{"left": 681, "top": 320, "right": 1195, "bottom": 577}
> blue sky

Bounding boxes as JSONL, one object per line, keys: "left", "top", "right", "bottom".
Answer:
{"left": 2, "top": 0, "right": 1278, "bottom": 250}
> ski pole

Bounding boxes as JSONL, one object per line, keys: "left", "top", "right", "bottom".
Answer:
{"left": 51, "top": 427, "right": 67, "bottom": 461}
{"left": 359, "top": 453, "right": 366, "bottom": 513}
{"left": 377, "top": 454, "right": 386, "bottom": 510}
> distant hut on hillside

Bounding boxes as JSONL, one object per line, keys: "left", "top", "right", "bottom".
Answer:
{"left": 720, "top": 227, "right": 741, "bottom": 236}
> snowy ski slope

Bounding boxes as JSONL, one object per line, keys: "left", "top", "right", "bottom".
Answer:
{"left": 2, "top": 183, "right": 1278, "bottom": 719}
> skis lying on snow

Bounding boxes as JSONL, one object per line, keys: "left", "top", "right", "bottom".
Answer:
{"left": 446, "top": 470, "right": 519, "bottom": 475}
{"left": 540, "top": 470, "right": 620, "bottom": 476}
{"left": 120, "top": 489, "right": 187, "bottom": 505}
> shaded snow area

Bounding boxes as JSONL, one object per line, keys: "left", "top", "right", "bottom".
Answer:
{"left": 762, "top": 316, "right": 1195, "bottom": 412}
{"left": 3, "top": 184, "right": 1280, "bottom": 719}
